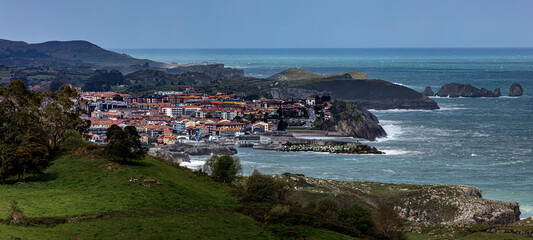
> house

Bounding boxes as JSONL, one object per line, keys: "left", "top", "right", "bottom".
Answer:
{"left": 306, "top": 98, "right": 316, "bottom": 106}
{"left": 251, "top": 121, "right": 273, "bottom": 133}
{"left": 139, "top": 134, "right": 149, "bottom": 145}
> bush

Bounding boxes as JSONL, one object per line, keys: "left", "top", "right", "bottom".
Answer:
{"left": 245, "top": 170, "right": 277, "bottom": 202}
{"left": 203, "top": 155, "right": 242, "bottom": 183}
{"left": 372, "top": 205, "right": 406, "bottom": 240}
{"left": 316, "top": 197, "right": 340, "bottom": 218}
{"left": 270, "top": 204, "right": 290, "bottom": 218}
{"left": 338, "top": 204, "right": 374, "bottom": 233}
{"left": 9, "top": 200, "right": 25, "bottom": 224}
{"left": 59, "top": 129, "right": 86, "bottom": 153}
{"left": 304, "top": 200, "right": 317, "bottom": 210}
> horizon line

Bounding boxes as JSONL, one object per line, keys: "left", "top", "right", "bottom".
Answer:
{"left": 108, "top": 47, "right": 533, "bottom": 50}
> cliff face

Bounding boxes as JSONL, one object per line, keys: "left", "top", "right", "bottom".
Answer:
{"left": 326, "top": 100, "right": 387, "bottom": 141}
{"left": 276, "top": 173, "right": 521, "bottom": 226}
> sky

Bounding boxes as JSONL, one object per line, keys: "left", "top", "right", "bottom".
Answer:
{"left": 1, "top": 0, "right": 532, "bottom": 49}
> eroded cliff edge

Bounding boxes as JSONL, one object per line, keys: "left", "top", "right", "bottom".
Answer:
{"left": 275, "top": 173, "right": 520, "bottom": 225}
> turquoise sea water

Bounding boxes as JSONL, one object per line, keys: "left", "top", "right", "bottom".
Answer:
{"left": 116, "top": 48, "right": 533, "bottom": 218}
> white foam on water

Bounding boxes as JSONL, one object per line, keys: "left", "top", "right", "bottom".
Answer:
{"left": 382, "top": 149, "right": 420, "bottom": 155}
{"left": 520, "top": 205, "right": 533, "bottom": 219}
{"left": 488, "top": 160, "right": 525, "bottom": 166}
{"left": 383, "top": 169, "right": 396, "bottom": 174}
{"left": 180, "top": 160, "right": 206, "bottom": 170}
{"left": 471, "top": 153, "right": 478, "bottom": 157}
{"left": 377, "top": 120, "right": 403, "bottom": 142}
{"left": 370, "top": 109, "right": 432, "bottom": 113}
{"left": 438, "top": 107, "right": 468, "bottom": 111}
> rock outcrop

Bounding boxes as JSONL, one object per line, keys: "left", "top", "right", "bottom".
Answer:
{"left": 509, "top": 83, "right": 523, "bottom": 96}
{"left": 161, "top": 144, "right": 237, "bottom": 156}
{"left": 436, "top": 83, "right": 500, "bottom": 97}
{"left": 494, "top": 88, "right": 502, "bottom": 97}
{"left": 151, "top": 150, "right": 190, "bottom": 165}
{"left": 275, "top": 173, "right": 521, "bottom": 226}
{"left": 325, "top": 100, "right": 386, "bottom": 141}
{"left": 422, "top": 86, "right": 435, "bottom": 96}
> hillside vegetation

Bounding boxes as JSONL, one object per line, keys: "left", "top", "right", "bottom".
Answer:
{"left": 0, "top": 155, "right": 355, "bottom": 239}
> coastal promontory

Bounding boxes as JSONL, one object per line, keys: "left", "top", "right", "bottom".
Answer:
{"left": 269, "top": 69, "right": 439, "bottom": 110}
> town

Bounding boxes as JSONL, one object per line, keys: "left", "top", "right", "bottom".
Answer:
{"left": 81, "top": 87, "right": 334, "bottom": 147}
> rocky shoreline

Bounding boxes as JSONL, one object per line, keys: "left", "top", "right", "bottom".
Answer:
{"left": 275, "top": 173, "right": 521, "bottom": 226}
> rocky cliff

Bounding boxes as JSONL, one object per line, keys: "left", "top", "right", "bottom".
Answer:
{"left": 509, "top": 83, "right": 523, "bottom": 96}
{"left": 276, "top": 173, "right": 521, "bottom": 226}
{"left": 326, "top": 100, "right": 387, "bottom": 141}
{"left": 436, "top": 83, "right": 500, "bottom": 97}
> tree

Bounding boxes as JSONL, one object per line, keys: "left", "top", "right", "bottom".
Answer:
{"left": 338, "top": 204, "right": 374, "bottom": 233}
{"left": 14, "top": 125, "right": 49, "bottom": 183}
{"left": 372, "top": 205, "right": 405, "bottom": 240}
{"left": 244, "top": 170, "right": 277, "bottom": 202}
{"left": 203, "top": 155, "right": 242, "bottom": 183}
{"left": 0, "top": 81, "right": 88, "bottom": 184}
{"left": 59, "top": 129, "right": 86, "bottom": 153}
{"left": 277, "top": 119, "right": 287, "bottom": 131}
{"left": 316, "top": 197, "right": 340, "bottom": 218}
{"left": 105, "top": 125, "right": 145, "bottom": 163}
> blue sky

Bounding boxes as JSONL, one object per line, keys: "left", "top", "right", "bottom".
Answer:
{"left": 1, "top": 0, "right": 532, "bottom": 48}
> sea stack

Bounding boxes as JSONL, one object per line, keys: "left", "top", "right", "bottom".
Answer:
{"left": 509, "top": 83, "right": 523, "bottom": 96}
{"left": 494, "top": 88, "right": 501, "bottom": 97}
{"left": 422, "top": 86, "right": 434, "bottom": 96}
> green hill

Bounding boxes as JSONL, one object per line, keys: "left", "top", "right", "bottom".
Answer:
{"left": 0, "top": 39, "right": 164, "bottom": 69}
{"left": 0, "top": 155, "right": 355, "bottom": 239}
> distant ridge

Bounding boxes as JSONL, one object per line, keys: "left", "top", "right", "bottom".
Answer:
{"left": 0, "top": 39, "right": 165, "bottom": 70}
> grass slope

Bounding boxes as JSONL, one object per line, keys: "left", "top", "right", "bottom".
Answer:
{"left": 0, "top": 155, "right": 355, "bottom": 239}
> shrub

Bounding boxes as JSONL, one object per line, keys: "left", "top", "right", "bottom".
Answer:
{"left": 304, "top": 200, "right": 317, "bottom": 210}
{"left": 59, "top": 129, "right": 86, "bottom": 153}
{"left": 316, "top": 196, "right": 340, "bottom": 218}
{"left": 338, "top": 204, "right": 374, "bottom": 233}
{"left": 372, "top": 205, "right": 406, "bottom": 240}
{"left": 203, "top": 155, "right": 242, "bottom": 183}
{"left": 270, "top": 204, "right": 290, "bottom": 218}
{"left": 9, "top": 200, "right": 25, "bottom": 224}
{"left": 274, "top": 178, "right": 292, "bottom": 202}
{"left": 245, "top": 170, "right": 277, "bottom": 202}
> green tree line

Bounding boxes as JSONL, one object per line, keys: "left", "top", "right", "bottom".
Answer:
{"left": 0, "top": 80, "right": 90, "bottom": 184}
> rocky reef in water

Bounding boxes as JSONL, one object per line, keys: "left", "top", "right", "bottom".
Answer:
{"left": 276, "top": 173, "right": 521, "bottom": 226}
{"left": 422, "top": 86, "right": 434, "bottom": 96}
{"left": 509, "top": 83, "right": 523, "bottom": 96}
{"left": 436, "top": 83, "right": 501, "bottom": 97}
{"left": 432, "top": 83, "right": 523, "bottom": 98}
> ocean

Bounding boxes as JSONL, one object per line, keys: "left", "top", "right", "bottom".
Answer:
{"left": 115, "top": 48, "right": 533, "bottom": 218}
